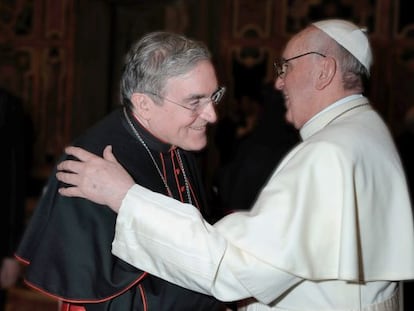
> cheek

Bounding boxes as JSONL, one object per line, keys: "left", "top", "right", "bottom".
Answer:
{"left": 148, "top": 111, "right": 183, "bottom": 141}
{"left": 168, "top": 117, "right": 198, "bottom": 141}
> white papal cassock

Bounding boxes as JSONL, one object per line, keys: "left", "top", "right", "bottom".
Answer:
{"left": 112, "top": 96, "right": 414, "bottom": 311}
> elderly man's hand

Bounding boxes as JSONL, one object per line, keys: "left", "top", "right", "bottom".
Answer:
{"left": 56, "top": 145, "right": 135, "bottom": 212}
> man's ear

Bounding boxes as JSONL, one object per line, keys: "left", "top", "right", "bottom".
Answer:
{"left": 130, "top": 93, "right": 151, "bottom": 120}
{"left": 315, "top": 57, "right": 336, "bottom": 90}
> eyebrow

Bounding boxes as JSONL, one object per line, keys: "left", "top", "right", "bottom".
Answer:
{"left": 187, "top": 94, "right": 205, "bottom": 101}
{"left": 185, "top": 87, "right": 220, "bottom": 102}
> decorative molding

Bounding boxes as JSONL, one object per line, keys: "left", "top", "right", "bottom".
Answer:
{"left": 232, "top": 0, "right": 273, "bottom": 38}
{"left": 394, "top": 0, "right": 414, "bottom": 38}
{"left": 45, "top": 0, "right": 67, "bottom": 39}
{"left": 284, "top": 0, "right": 377, "bottom": 35}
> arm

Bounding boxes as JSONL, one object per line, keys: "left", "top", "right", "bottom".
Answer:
{"left": 56, "top": 145, "right": 302, "bottom": 303}
{"left": 112, "top": 184, "right": 301, "bottom": 303}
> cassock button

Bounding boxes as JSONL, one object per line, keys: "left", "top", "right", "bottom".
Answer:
{"left": 180, "top": 186, "right": 185, "bottom": 192}
{"left": 175, "top": 169, "right": 180, "bottom": 174}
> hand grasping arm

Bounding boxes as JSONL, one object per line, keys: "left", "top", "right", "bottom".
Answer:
{"left": 56, "top": 145, "right": 135, "bottom": 212}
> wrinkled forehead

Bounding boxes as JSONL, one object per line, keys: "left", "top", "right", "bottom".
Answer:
{"left": 282, "top": 27, "right": 315, "bottom": 56}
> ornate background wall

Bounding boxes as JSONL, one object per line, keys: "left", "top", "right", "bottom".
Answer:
{"left": 1, "top": 0, "right": 413, "bottom": 199}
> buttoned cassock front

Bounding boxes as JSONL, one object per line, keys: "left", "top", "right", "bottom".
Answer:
{"left": 112, "top": 97, "right": 414, "bottom": 310}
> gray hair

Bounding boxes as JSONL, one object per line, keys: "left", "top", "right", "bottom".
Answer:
{"left": 120, "top": 31, "right": 211, "bottom": 108}
{"left": 334, "top": 43, "right": 369, "bottom": 91}
{"left": 309, "top": 27, "right": 368, "bottom": 92}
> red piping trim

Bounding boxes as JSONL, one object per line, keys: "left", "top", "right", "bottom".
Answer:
{"left": 21, "top": 272, "right": 148, "bottom": 304}
{"left": 138, "top": 283, "right": 148, "bottom": 311}
{"left": 14, "top": 253, "right": 30, "bottom": 265}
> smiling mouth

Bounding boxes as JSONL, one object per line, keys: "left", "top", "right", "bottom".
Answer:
{"left": 190, "top": 124, "right": 207, "bottom": 131}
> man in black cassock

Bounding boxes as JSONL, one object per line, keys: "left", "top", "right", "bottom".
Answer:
{"left": 15, "top": 32, "right": 227, "bottom": 311}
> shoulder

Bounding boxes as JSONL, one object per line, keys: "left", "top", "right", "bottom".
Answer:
{"left": 72, "top": 109, "right": 126, "bottom": 152}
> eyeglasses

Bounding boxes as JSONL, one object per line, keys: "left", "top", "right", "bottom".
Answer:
{"left": 274, "top": 51, "right": 326, "bottom": 78}
{"left": 147, "top": 86, "right": 226, "bottom": 114}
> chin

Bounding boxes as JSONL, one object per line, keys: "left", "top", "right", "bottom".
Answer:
{"left": 188, "top": 140, "right": 207, "bottom": 151}
{"left": 285, "top": 114, "right": 292, "bottom": 124}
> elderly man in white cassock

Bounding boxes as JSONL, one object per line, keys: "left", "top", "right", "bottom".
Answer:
{"left": 56, "top": 19, "right": 414, "bottom": 311}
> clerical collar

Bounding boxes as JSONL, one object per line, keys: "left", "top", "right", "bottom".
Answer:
{"left": 303, "top": 94, "right": 363, "bottom": 128}
{"left": 123, "top": 108, "right": 172, "bottom": 153}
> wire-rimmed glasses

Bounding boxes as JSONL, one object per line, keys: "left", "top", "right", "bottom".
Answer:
{"left": 147, "top": 86, "right": 226, "bottom": 114}
{"left": 274, "top": 51, "right": 326, "bottom": 78}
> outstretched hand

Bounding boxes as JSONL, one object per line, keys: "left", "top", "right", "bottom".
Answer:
{"left": 56, "top": 145, "right": 135, "bottom": 212}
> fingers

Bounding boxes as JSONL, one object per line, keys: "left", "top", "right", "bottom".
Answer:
{"left": 56, "top": 170, "right": 79, "bottom": 186}
{"left": 64, "top": 146, "right": 98, "bottom": 162}
{"left": 57, "top": 185, "right": 84, "bottom": 198}
{"left": 56, "top": 159, "right": 83, "bottom": 173}
{"left": 55, "top": 169, "right": 87, "bottom": 199}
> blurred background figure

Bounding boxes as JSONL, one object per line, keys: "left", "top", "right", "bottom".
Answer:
{"left": 213, "top": 84, "right": 299, "bottom": 215}
{"left": 396, "top": 106, "right": 414, "bottom": 202}
{"left": 0, "top": 87, "right": 26, "bottom": 311}
{"left": 396, "top": 105, "right": 414, "bottom": 311}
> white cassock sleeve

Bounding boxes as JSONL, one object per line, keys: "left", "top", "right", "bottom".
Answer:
{"left": 112, "top": 184, "right": 301, "bottom": 304}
